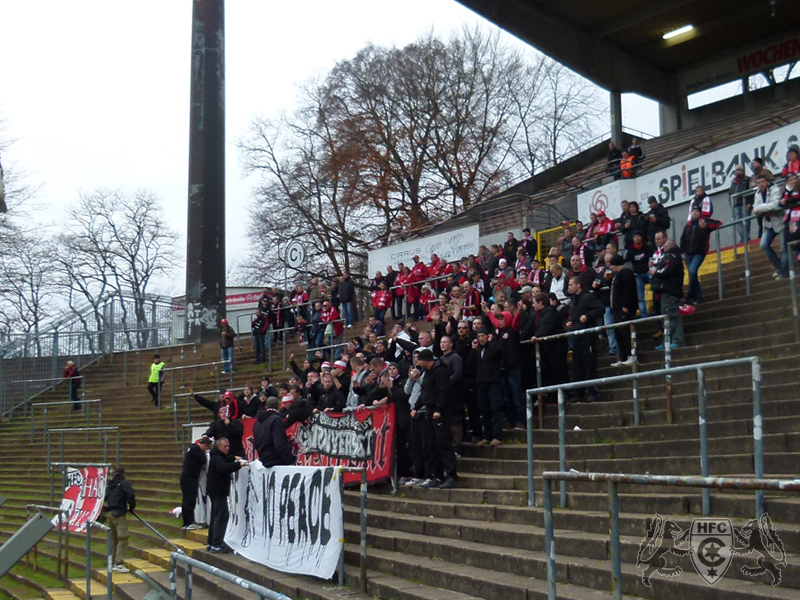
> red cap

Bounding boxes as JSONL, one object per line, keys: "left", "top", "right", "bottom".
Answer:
{"left": 221, "top": 318, "right": 228, "bottom": 325}
{"left": 412, "top": 254, "right": 420, "bottom": 260}
{"left": 561, "top": 220, "right": 571, "bottom": 226}
{"left": 597, "top": 211, "right": 606, "bottom": 217}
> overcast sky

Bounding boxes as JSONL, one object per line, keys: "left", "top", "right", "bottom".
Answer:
{"left": 0, "top": 0, "right": 658, "bottom": 294}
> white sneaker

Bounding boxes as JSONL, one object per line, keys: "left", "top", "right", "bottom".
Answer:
{"left": 610, "top": 361, "right": 624, "bottom": 367}
{"left": 112, "top": 564, "right": 130, "bottom": 573}
{"left": 621, "top": 357, "right": 636, "bottom": 366}
{"left": 186, "top": 523, "right": 204, "bottom": 531}
{"left": 404, "top": 477, "right": 423, "bottom": 487}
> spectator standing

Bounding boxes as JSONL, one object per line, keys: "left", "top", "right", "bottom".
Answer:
{"left": 416, "top": 349, "right": 457, "bottom": 489}
{"left": 180, "top": 436, "right": 212, "bottom": 530}
{"left": 628, "top": 137, "right": 645, "bottom": 166}
{"left": 752, "top": 174, "right": 787, "bottom": 278}
{"left": 621, "top": 201, "right": 647, "bottom": 249}
{"left": 371, "top": 281, "right": 393, "bottom": 323}
{"left": 566, "top": 277, "right": 604, "bottom": 403}
{"left": 593, "top": 211, "right": 617, "bottom": 248}
{"left": 206, "top": 438, "right": 248, "bottom": 553}
{"left": 608, "top": 255, "right": 638, "bottom": 366}
{"left": 503, "top": 232, "right": 520, "bottom": 262}
{"left": 729, "top": 165, "right": 752, "bottom": 246}
{"left": 219, "top": 319, "right": 236, "bottom": 373}
{"left": 680, "top": 207, "right": 721, "bottom": 304}
{"left": 63, "top": 361, "right": 81, "bottom": 411}
{"left": 749, "top": 157, "right": 775, "bottom": 238}
{"left": 592, "top": 253, "right": 617, "bottom": 356}
{"left": 625, "top": 231, "right": 652, "bottom": 317}
{"left": 339, "top": 272, "right": 355, "bottom": 328}
{"left": 523, "top": 293, "right": 568, "bottom": 404}
{"left": 645, "top": 196, "right": 671, "bottom": 251}
{"left": 105, "top": 467, "right": 135, "bottom": 573}
{"left": 606, "top": 141, "right": 622, "bottom": 178}
{"left": 521, "top": 227, "right": 538, "bottom": 261}
{"left": 320, "top": 300, "right": 344, "bottom": 359}
{"left": 147, "top": 354, "right": 165, "bottom": 407}
{"left": 688, "top": 186, "right": 713, "bottom": 220}
{"left": 470, "top": 329, "right": 504, "bottom": 447}
{"left": 781, "top": 145, "right": 800, "bottom": 178}
{"left": 619, "top": 151, "right": 635, "bottom": 179}
{"left": 652, "top": 240, "right": 685, "bottom": 349}
{"left": 254, "top": 396, "right": 295, "bottom": 467}
{"left": 251, "top": 308, "right": 268, "bottom": 364}
{"left": 557, "top": 222, "right": 575, "bottom": 262}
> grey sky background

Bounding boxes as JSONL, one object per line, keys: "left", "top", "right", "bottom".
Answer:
{"left": 0, "top": 0, "right": 658, "bottom": 294}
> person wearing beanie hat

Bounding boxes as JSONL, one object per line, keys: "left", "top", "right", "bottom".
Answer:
{"left": 254, "top": 395, "right": 295, "bottom": 468}
{"left": 729, "top": 163, "right": 751, "bottom": 246}
{"left": 416, "top": 348, "right": 457, "bottom": 489}
{"left": 105, "top": 466, "right": 136, "bottom": 572}
{"left": 609, "top": 254, "right": 638, "bottom": 367}
{"left": 624, "top": 230, "right": 652, "bottom": 317}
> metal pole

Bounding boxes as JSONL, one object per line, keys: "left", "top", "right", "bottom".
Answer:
{"left": 30, "top": 406, "right": 35, "bottom": 443}
{"left": 86, "top": 398, "right": 90, "bottom": 438}
{"left": 542, "top": 478, "right": 556, "bottom": 600}
{"left": 47, "top": 431, "right": 51, "bottom": 477}
{"left": 171, "top": 373, "right": 175, "bottom": 413}
{"left": 557, "top": 389, "right": 567, "bottom": 509}
{"left": 116, "top": 430, "right": 121, "bottom": 468}
{"left": 65, "top": 515, "right": 70, "bottom": 580}
{"left": 752, "top": 358, "right": 764, "bottom": 517}
{"left": 664, "top": 316, "right": 673, "bottom": 425}
{"left": 86, "top": 521, "right": 92, "bottom": 600}
{"left": 215, "top": 365, "right": 220, "bottom": 391}
{"left": 60, "top": 431, "right": 65, "bottom": 467}
{"left": 169, "top": 555, "right": 177, "bottom": 600}
{"left": 123, "top": 349, "right": 128, "bottom": 387}
{"left": 743, "top": 232, "right": 752, "bottom": 296}
{"left": 107, "top": 527, "right": 113, "bottom": 600}
{"left": 173, "top": 391, "right": 179, "bottom": 442}
{"left": 608, "top": 481, "right": 622, "bottom": 600}
{"left": 697, "top": 368, "right": 710, "bottom": 516}
{"left": 185, "top": 562, "right": 193, "bottom": 600}
{"left": 338, "top": 473, "right": 345, "bottom": 587}
{"left": 103, "top": 430, "right": 108, "bottom": 465}
{"left": 630, "top": 322, "right": 639, "bottom": 426}
{"left": 359, "top": 469, "right": 368, "bottom": 594}
{"left": 789, "top": 249, "right": 800, "bottom": 344}
{"left": 526, "top": 392, "right": 535, "bottom": 508}
{"left": 715, "top": 228, "right": 723, "bottom": 300}
{"left": 137, "top": 350, "right": 141, "bottom": 386}
{"left": 57, "top": 511, "right": 63, "bottom": 579}
{"left": 535, "top": 341, "right": 543, "bottom": 428}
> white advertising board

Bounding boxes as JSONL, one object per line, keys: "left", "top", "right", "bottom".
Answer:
{"left": 368, "top": 224, "right": 480, "bottom": 276}
{"left": 578, "top": 122, "right": 800, "bottom": 222}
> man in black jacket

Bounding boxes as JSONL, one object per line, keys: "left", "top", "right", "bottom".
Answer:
{"left": 339, "top": 272, "right": 355, "bottom": 328}
{"left": 180, "top": 437, "right": 212, "bottom": 530}
{"left": 524, "top": 293, "right": 568, "bottom": 404}
{"left": 566, "top": 277, "right": 605, "bottom": 403}
{"left": 251, "top": 308, "right": 268, "bottom": 364}
{"left": 609, "top": 255, "right": 639, "bottom": 366}
{"left": 680, "top": 207, "right": 721, "bottom": 304}
{"left": 651, "top": 240, "right": 685, "bottom": 349}
{"left": 254, "top": 397, "right": 295, "bottom": 467}
{"left": 416, "top": 349, "right": 457, "bottom": 489}
{"left": 206, "top": 438, "right": 249, "bottom": 553}
{"left": 645, "top": 196, "right": 670, "bottom": 251}
{"left": 469, "top": 329, "right": 504, "bottom": 446}
{"left": 316, "top": 372, "right": 346, "bottom": 412}
{"left": 105, "top": 467, "right": 136, "bottom": 573}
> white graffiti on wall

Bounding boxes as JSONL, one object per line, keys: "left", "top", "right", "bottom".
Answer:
{"left": 186, "top": 302, "right": 218, "bottom": 335}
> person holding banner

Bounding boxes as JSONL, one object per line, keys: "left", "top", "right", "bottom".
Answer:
{"left": 180, "top": 436, "right": 213, "bottom": 530}
{"left": 105, "top": 468, "right": 136, "bottom": 573}
{"left": 207, "top": 438, "right": 249, "bottom": 553}
{"left": 254, "top": 397, "right": 295, "bottom": 467}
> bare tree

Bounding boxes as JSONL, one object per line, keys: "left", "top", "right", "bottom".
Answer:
{"left": 57, "top": 189, "right": 178, "bottom": 340}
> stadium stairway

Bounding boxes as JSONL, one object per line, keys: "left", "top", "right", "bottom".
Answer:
{"left": 1, "top": 244, "right": 800, "bottom": 599}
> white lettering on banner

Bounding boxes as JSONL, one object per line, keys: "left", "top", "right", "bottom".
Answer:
{"left": 577, "top": 123, "right": 800, "bottom": 222}
{"left": 368, "top": 224, "right": 479, "bottom": 276}
{"left": 295, "top": 412, "right": 374, "bottom": 460}
{"left": 225, "top": 463, "right": 343, "bottom": 580}
{"left": 679, "top": 33, "right": 800, "bottom": 95}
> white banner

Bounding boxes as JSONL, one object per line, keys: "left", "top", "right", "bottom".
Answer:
{"left": 225, "top": 463, "right": 343, "bottom": 580}
{"left": 577, "top": 122, "right": 800, "bottom": 221}
{"left": 368, "top": 224, "right": 479, "bottom": 277}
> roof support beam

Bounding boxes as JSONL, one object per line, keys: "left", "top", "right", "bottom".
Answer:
{"left": 456, "top": 0, "right": 673, "bottom": 103}
{"left": 593, "top": 0, "right": 697, "bottom": 38}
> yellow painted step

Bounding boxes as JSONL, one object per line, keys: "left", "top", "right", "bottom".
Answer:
{"left": 124, "top": 558, "right": 165, "bottom": 573}
{"left": 45, "top": 590, "right": 81, "bottom": 600}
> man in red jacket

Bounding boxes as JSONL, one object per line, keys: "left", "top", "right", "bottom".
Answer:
{"left": 321, "top": 300, "right": 345, "bottom": 359}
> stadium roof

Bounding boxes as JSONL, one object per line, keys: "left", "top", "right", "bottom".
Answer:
{"left": 456, "top": 0, "right": 800, "bottom": 103}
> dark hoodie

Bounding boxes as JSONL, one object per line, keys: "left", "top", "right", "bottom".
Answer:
{"left": 106, "top": 473, "right": 135, "bottom": 517}
{"left": 207, "top": 447, "right": 242, "bottom": 498}
{"left": 254, "top": 409, "right": 295, "bottom": 468}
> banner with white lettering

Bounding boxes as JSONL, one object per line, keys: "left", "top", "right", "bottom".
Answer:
{"left": 286, "top": 405, "right": 395, "bottom": 485}
{"left": 225, "top": 463, "right": 343, "bottom": 579}
{"left": 368, "top": 224, "right": 479, "bottom": 277}
{"left": 55, "top": 466, "right": 107, "bottom": 532}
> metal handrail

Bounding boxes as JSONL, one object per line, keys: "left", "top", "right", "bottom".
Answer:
{"left": 30, "top": 398, "right": 102, "bottom": 442}
{"left": 521, "top": 314, "right": 671, "bottom": 428}
{"left": 85, "top": 520, "right": 113, "bottom": 600}
{"left": 525, "top": 356, "right": 764, "bottom": 516}
{"left": 169, "top": 552, "right": 290, "bottom": 600}
{"left": 24, "top": 504, "right": 70, "bottom": 580}
{"left": 540, "top": 471, "right": 800, "bottom": 600}
{"left": 9, "top": 375, "right": 84, "bottom": 385}
{"left": 181, "top": 422, "right": 212, "bottom": 450}
{"left": 174, "top": 388, "right": 245, "bottom": 440}
{"left": 49, "top": 462, "right": 112, "bottom": 506}
{"left": 46, "top": 427, "right": 120, "bottom": 474}
{"left": 130, "top": 511, "right": 185, "bottom": 554}
{"left": 788, "top": 239, "right": 800, "bottom": 343}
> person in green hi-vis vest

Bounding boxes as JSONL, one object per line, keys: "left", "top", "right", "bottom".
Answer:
{"left": 147, "top": 354, "right": 166, "bottom": 407}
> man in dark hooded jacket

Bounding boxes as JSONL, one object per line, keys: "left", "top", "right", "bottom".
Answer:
{"left": 609, "top": 254, "right": 639, "bottom": 366}
{"left": 254, "top": 397, "right": 295, "bottom": 467}
{"left": 105, "top": 467, "right": 136, "bottom": 572}
{"left": 417, "top": 349, "right": 457, "bottom": 489}
{"left": 206, "top": 438, "right": 248, "bottom": 553}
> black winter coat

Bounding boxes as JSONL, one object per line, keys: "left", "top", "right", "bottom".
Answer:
{"left": 568, "top": 291, "right": 604, "bottom": 330}
{"left": 680, "top": 218, "right": 720, "bottom": 255}
{"left": 610, "top": 266, "right": 639, "bottom": 315}
{"left": 106, "top": 477, "right": 136, "bottom": 514}
{"left": 181, "top": 444, "right": 208, "bottom": 480}
{"left": 469, "top": 338, "right": 502, "bottom": 384}
{"left": 420, "top": 360, "right": 454, "bottom": 414}
{"left": 625, "top": 243, "right": 652, "bottom": 274}
{"left": 317, "top": 387, "right": 346, "bottom": 412}
{"left": 339, "top": 278, "right": 355, "bottom": 302}
{"left": 253, "top": 409, "right": 295, "bottom": 467}
{"left": 207, "top": 447, "right": 242, "bottom": 498}
{"left": 652, "top": 248, "right": 684, "bottom": 298}
{"left": 205, "top": 419, "right": 245, "bottom": 459}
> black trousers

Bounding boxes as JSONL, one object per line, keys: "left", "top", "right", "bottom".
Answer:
{"left": 462, "top": 383, "right": 482, "bottom": 441}
{"left": 147, "top": 382, "right": 162, "bottom": 405}
{"left": 207, "top": 495, "right": 229, "bottom": 547}
{"left": 410, "top": 416, "right": 428, "bottom": 479}
{"left": 571, "top": 333, "right": 598, "bottom": 397}
{"left": 180, "top": 476, "right": 198, "bottom": 527}
{"left": 424, "top": 412, "right": 457, "bottom": 480}
{"left": 395, "top": 425, "right": 413, "bottom": 478}
{"left": 614, "top": 312, "right": 633, "bottom": 361}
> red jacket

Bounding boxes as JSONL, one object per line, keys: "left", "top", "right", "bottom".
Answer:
{"left": 411, "top": 262, "right": 430, "bottom": 282}
{"left": 321, "top": 307, "right": 344, "bottom": 337}
{"left": 371, "top": 289, "right": 393, "bottom": 310}
{"left": 782, "top": 159, "right": 800, "bottom": 178}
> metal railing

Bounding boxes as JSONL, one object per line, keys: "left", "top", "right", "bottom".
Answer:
{"left": 521, "top": 314, "right": 671, "bottom": 428}
{"left": 159, "top": 360, "right": 233, "bottom": 414}
{"left": 787, "top": 239, "right": 800, "bottom": 343}
{"left": 46, "top": 428, "right": 120, "bottom": 475}
{"left": 1, "top": 375, "right": 85, "bottom": 420}
{"left": 337, "top": 467, "right": 368, "bottom": 592}
{"left": 540, "top": 471, "right": 800, "bottom": 600}
{"left": 123, "top": 341, "right": 198, "bottom": 387}
{"left": 30, "top": 398, "right": 102, "bottom": 442}
{"left": 130, "top": 511, "right": 185, "bottom": 554}
{"left": 173, "top": 388, "right": 244, "bottom": 441}
{"left": 168, "top": 552, "right": 290, "bottom": 600}
{"left": 24, "top": 504, "right": 69, "bottom": 580}
{"left": 181, "top": 422, "right": 212, "bottom": 450}
{"left": 525, "top": 356, "right": 764, "bottom": 516}
{"left": 84, "top": 520, "right": 113, "bottom": 600}
{"left": 49, "top": 462, "right": 112, "bottom": 508}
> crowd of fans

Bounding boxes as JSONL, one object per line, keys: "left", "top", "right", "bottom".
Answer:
{"left": 174, "top": 146, "right": 800, "bottom": 500}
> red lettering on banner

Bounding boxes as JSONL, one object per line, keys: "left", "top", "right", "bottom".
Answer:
{"left": 243, "top": 406, "right": 396, "bottom": 485}
{"left": 58, "top": 466, "right": 108, "bottom": 532}
{"left": 737, "top": 37, "right": 800, "bottom": 75}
